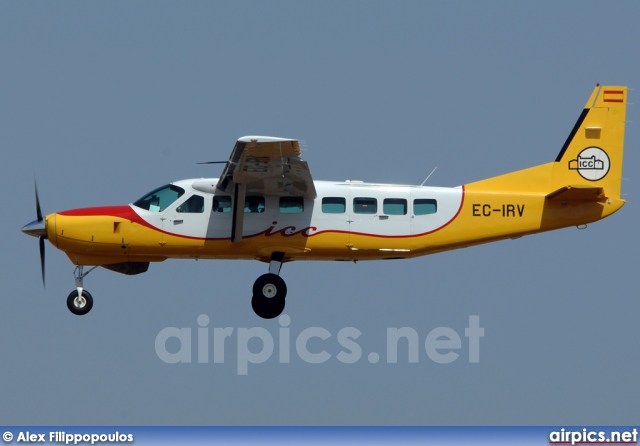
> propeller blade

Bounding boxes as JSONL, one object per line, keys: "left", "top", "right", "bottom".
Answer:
{"left": 35, "top": 180, "right": 43, "bottom": 222}
{"left": 39, "top": 235, "right": 46, "bottom": 287}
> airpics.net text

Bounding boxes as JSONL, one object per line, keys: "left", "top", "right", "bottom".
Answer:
{"left": 155, "top": 315, "right": 484, "bottom": 375}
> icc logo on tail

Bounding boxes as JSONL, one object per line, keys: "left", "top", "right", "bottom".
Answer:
{"left": 568, "top": 147, "right": 610, "bottom": 181}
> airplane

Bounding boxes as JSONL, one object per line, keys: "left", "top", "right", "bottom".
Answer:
{"left": 22, "top": 84, "right": 627, "bottom": 319}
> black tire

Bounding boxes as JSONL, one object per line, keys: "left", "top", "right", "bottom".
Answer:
{"left": 252, "top": 273, "right": 287, "bottom": 300}
{"left": 251, "top": 273, "right": 287, "bottom": 319}
{"left": 66, "top": 289, "right": 94, "bottom": 316}
{"left": 251, "top": 293, "right": 286, "bottom": 319}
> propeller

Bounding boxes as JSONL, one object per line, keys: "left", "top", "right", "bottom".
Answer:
{"left": 35, "top": 181, "right": 43, "bottom": 221}
{"left": 39, "top": 231, "right": 45, "bottom": 287}
{"left": 22, "top": 181, "right": 47, "bottom": 287}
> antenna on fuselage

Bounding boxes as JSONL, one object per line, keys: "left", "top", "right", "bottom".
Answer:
{"left": 420, "top": 167, "right": 438, "bottom": 186}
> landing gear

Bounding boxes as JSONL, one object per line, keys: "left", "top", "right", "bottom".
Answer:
{"left": 251, "top": 252, "right": 287, "bottom": 319}
{"left": 67, "top": 265, "right": 98, "bottom": 316}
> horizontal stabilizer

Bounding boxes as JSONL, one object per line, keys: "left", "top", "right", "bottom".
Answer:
{"left": 546, "top": 185, "right": 605, "bottom": 201}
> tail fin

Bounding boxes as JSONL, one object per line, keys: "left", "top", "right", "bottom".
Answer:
{"left": 551, "top": 85, "right": 627, "bottom": 199}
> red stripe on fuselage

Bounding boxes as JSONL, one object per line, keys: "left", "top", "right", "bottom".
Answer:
{"left": 59, "top": 205, "right": 138, "bottom": 219}
{"left": 58, "top": 205, "right": 171, "bottom": 236}
{"left": 58, "top": 205, "right": 215, "bottom": 240}
{"left": 58, "top": 205, "right": 156, "bottom": 229}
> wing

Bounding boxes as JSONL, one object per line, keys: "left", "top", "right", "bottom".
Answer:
{"left": 216, "top": 136, "right": 316, "bottom": 242}
{"left": 217, "top": 136, "right": 316, "bottom": 197}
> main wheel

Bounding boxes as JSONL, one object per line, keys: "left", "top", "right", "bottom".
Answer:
{"left": 251, "top": 273, "right": 287, "bottom": 319}
{"left": 66, "top": 290, "right": 94, "bottom": 316}
{"left": 253, "top": 273, "right": 287, "bottom": 300}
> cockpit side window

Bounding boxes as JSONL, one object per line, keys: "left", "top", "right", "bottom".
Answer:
{"left": 176, "top": 195, "right": 205, "bottom": 213}
{"left": 133, "top": 184, "right": 185, "bottom": 212}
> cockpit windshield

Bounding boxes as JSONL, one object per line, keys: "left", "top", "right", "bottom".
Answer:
{"left": 133, "top": 184, "right": 185, "bottom": 212}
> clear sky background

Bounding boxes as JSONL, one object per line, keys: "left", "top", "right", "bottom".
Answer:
{"left": 1, "top": 1, "right": 638, "bottom": 425}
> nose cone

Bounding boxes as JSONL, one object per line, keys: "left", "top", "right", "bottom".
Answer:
{"left": 22, "top": 219, "right": 47, "bottom": 238}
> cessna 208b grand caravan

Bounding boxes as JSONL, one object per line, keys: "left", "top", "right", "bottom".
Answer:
{"left": 22, "top": 85, "right": 627, "bottom": 319}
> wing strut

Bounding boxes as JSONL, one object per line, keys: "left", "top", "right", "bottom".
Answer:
{"left": 231, "top": 182, "right": 246, "bottom": 243}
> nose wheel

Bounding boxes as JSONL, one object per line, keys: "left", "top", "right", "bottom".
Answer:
{"left": 67, "top": 289, "right": 94, "bottom": 315}
{"left": 251, "top": 252, "right": 287, "bottom": 319}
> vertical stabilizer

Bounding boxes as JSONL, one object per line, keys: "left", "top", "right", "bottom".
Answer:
{"left": 552, "top": 85, "right": 627, "bottom": 199}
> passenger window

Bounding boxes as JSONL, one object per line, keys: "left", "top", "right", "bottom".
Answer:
{"left": 280, "top": 197, "right": 304, "bottom": 214}
{"left": 176, "top": 195, "right": 205, "bottom": 213}
{"left": 353, "top": 197, "right": 377, "bottom": 214}
{"left": 322, "top": 197, "right": 346, "bottom": 214}
{"left": 383, "top": 198, "right": 407, "bottom": 215}
{"left": 133, "top": 184, "right": 185, "bottom": 212}
{"left": 244, "top": 196, "right": 265, "bottom": 213}
{"left": 213, "top": 196, "right": 232, "bottom": 213}
{"left": 414, "top": 199, "right": 437, "bottom": 215}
